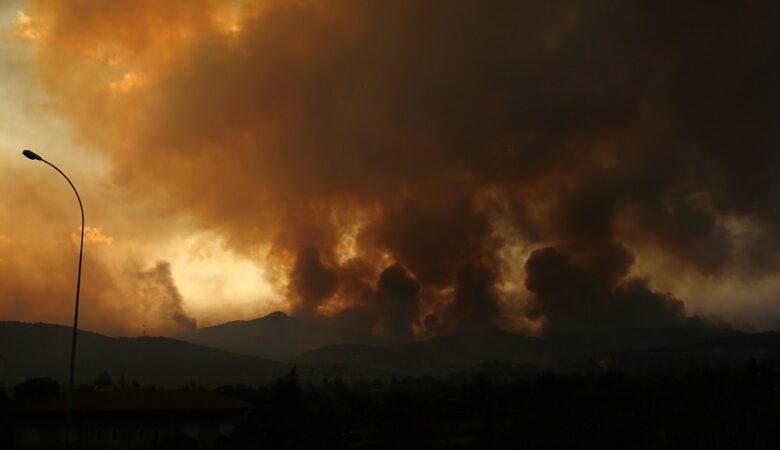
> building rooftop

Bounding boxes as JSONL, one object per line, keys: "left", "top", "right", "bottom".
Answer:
{"left": 14, "top": 389, "right": 253, "bottom": 414}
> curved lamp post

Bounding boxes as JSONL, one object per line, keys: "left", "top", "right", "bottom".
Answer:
{"left": 22, "top": 149, "right": 84, "bottom": 445}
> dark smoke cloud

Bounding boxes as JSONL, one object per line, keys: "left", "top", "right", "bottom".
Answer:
{"left": 20, "top": 0, "right": 780, "bottom": 334}
{"left": 290, "top": 247, "right": 338, "bottom": 316}
{"left": 365, "top": 186, "right": 499, "bottom": 285}
{"left": 448, "top": 263, "right": 503, "bottom": 330}
{"left": 297, "top": 260, "right": 421, "bottom": 339}
{"left": 373, "top": 264, "right": 420, "bottom": 339}
{"left": 525, "top": 247, "right": 688, "bottom": 333}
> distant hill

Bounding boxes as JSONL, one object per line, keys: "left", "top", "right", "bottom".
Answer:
{"left": 176, "top": 311, "right": 385, "bottom": 360}
{"left": 0, "top": 322, "right": 287, "bottom": 387}
{"left": 0, "top": 320, "right": 759, "bottom": 387}
{"left": 293, "top": 327, "right": 743, "bottom": 375}
{"left": 293, "top": 330, "right": 543, "bottom": 377}
{"left": 608, "top": 330, "right": 780, "bottom": 371}
{"left": 177, "top": 311, "right": 742, "bottom": 371}
{"left": 701, "top": 331, "right": 780, "bottom": 360}
{"left": 539, "top": 326, "right": 743, "bottom": 363}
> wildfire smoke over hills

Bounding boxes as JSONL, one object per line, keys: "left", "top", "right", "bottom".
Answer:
{"left": 2, "top": 1, "right": 779, "bottom": 336}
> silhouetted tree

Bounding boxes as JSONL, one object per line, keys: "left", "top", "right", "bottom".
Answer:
{"left": 13, "top": 377, "right": 59, "bottom": 405}
{"left": 183, "top": 380, "right": 204, "bottom": 391}
{"left": 94, "top": 371, "right": 113, "bottom": 388}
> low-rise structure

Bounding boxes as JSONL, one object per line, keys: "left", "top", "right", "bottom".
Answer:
{"left": 12, "top": 389, "right": 252, "bottom": 449}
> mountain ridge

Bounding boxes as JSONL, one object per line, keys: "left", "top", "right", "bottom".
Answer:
{"left": 292, "top": 326, "right": 743, "bottom": 375}
{"left": 175, "top": 311, "right": 344, "bottom": 361}
{"left": 176, "top": 311, "right": 395, "bottom": 360}
{"left": 0, "top": 321, "right": 286, "bottom": 387}
{"left": 1, "top": 318, "right": 767, "bottom": 387}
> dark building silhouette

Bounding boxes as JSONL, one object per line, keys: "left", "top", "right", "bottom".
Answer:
{"left": 11, "top": 390, "right": 252, "bottom": 449}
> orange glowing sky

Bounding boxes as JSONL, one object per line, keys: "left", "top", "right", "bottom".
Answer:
{"left": 2, "top": 1, "right": 779, "bottom": 336}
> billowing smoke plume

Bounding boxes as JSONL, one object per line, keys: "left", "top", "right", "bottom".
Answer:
{"left": 525, "top": 247, "right": 689, "bottom": 334}
{"left": 374, "top": 264, "right": 420, "bottom": 338}
{"left": 0, "top": 191, "right": 197, "bottom": 336}
{"left": 133, "top": 261, "right": 197, "bottom": 332}
{"left": 290, "top": 247, "right": 338, "bottom": 316}
{"left": 13, "top": 0, "right": 780, "bottom": 335}
{"left": 290, "top": 247, "right": 422, "bottom": 338}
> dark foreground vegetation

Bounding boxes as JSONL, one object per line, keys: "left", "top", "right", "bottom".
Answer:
{"left": 3, "top": 360, "right": 780, "bottom": 449}
{"left": 217, "top": 360, "right": 780, "bottom": 450}
{"left": 0, "top": 388, "right": 9, "bottom": 448}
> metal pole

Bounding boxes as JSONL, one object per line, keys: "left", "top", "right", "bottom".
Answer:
{"left": 23, "top": 151, "right": 84, "bottom": 448}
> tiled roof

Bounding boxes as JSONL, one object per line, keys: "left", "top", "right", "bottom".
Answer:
{"left": 15, "top": 390, "right": 253, "bottom": 413}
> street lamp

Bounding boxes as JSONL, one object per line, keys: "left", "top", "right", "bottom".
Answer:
{"left": 22, "top": 149, "right": 84, "bottom": 446}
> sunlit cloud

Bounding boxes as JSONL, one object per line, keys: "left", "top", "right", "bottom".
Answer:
{"left": 108, "top": 71, "right": 146, "bottom": 95}
{"left": 14, "top": 10, "right": 39, "bottom": 40}
{"left": 71, "top": 226, "right": 114, "bottom": 245}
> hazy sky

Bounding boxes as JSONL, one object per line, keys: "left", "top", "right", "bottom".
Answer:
{"left": 1, "top": 0, "right": 779, "bottom": 337}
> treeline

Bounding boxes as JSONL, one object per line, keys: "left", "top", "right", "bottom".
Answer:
{"left": 0, "top": 388, "right": 9, "bottom": 448}
{"left": 213, "top": 360, "right": 780, "bottom": 449}
{"left": 2, "top": 360, "right": 780, "bottom": 449}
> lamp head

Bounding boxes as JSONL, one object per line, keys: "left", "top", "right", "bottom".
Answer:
{"left": 22, "top": 149, "right": 42, "bottom": 161}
